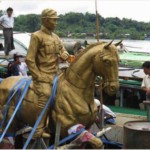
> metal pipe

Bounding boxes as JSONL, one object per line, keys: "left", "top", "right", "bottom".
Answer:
{"left": 54, "top": 120, "right": 61, "bottom": 149}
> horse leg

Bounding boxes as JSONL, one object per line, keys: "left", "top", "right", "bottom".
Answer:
{"left": 0, "top": 105, "right": 17, "bottom": 149}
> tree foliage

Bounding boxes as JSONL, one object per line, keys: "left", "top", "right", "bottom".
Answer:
{"left": 14, "top": 14, "right": 40, "bottom": 32}
{"left": 13, "top": 12, "right": 150, "bottom": 39}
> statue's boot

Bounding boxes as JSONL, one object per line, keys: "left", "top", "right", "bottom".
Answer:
{"left": 33, "top": 107, "right": 50, "bottom": 139}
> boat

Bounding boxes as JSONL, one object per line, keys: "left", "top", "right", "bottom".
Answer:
{"left": 119, "top": 51, "right": 150, "bottom": 68}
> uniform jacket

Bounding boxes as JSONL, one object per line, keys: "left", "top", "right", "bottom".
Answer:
{"left": 26, "top": 25, "right": 69, "bottom": 83}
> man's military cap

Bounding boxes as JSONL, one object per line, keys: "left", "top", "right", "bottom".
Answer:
{"left": 41, "top": 8, "right": 59, "bottom": 18}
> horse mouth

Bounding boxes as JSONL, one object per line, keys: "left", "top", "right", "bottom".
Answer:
{"left": 104, "top": 84, "right": 119, "bottom": 96}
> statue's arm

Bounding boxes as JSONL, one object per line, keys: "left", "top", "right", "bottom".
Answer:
{"left": 25, "top": 34, "right": 41, "bottom": 80}
{"left": 58, "top": 38, "right": 69, "bottom": 60}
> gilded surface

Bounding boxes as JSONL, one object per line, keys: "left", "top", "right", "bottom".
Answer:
{"left": 0, "top": 8, "right": 119, "bottom": 148}
{"left": 25, "top": 8, "right": 69, "bottom": 138}
{"left": 0, "top": 41, "right": 119, "bottom": 148}
{"left": 26, "top": 25, "right": 69, "bottom": 83}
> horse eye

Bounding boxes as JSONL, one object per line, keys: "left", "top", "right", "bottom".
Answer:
{"left": 104, "top": 59, "right": 111, "bottom": 65}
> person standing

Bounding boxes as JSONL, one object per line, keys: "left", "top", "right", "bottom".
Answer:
{"left": 18, "top": 56, "right": 28, "bottom": 77}
{"left": 118, "top": 43, "right": 128, "bottom": 53}
{"left": 141, "top": 61, "right": 150, "bottom": 100}
{"left": 0, "top": 7, "right": 15, "bottom": 56}
{"left": 25, "top": 8, "right": 69, "bottom": 138}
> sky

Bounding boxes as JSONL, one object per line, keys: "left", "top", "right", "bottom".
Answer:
{"left": 0, "top": 0, "right": 150, "bottom": 23}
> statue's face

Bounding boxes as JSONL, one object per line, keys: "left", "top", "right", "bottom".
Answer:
{"left": 43, "top": 18, "right": 58, "bottom": 30}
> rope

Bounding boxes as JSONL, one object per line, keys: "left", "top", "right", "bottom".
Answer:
{"left": 0, "top": 78, "right": 27, "bottom": 129}
{"left": 0, "top": 78, "right": 3, "bottom": 83}
{"left": 48, "top": 128, "right": 85, "bottom": 149}
{"left": 23, "top": 75, "right": 58, "bottom": 149}
{"left": 0, "top": 78, "right": 31, "bottom": 142}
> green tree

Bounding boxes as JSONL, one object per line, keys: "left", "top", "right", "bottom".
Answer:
{"left": 13, "top": 12, "right": 150, "bottom": 40}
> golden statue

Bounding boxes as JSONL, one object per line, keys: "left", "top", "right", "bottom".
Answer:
{"left": 25, "top": 8, "right": 69, "bottom": 138}
{"left": 0, "top": 8, "right": 120, "bottom": 149}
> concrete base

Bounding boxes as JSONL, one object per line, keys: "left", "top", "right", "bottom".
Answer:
{"left": 90, "top": 113, "right": 146, "bottom": 144}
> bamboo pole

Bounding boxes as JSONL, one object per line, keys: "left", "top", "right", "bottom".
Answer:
{"left": 54, "top": 120, "right": 61, "bottom": 149}
{"left": 99, "top": 78, "right": 104, "bottom": 130}
{"left": 95, "top": 0, "right": 104, "bottom": 130}
{"left": 95, "top": 0, "right": 100, "bottom": 42}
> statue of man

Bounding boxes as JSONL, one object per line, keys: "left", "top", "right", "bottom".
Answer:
{"left": 25, "top": 8, "right": 69, "bottom": 138}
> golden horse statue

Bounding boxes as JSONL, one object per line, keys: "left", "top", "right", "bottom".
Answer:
{"left": 0, "top": 41, "right": 119, "bottom": 148}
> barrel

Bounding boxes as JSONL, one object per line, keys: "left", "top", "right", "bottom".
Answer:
{"left": 123, "top": 121, "right": 150, "bottom": 149}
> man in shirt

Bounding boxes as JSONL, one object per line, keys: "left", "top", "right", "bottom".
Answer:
{"left": 7, "top": 54, "right": 20, "bottom": 76}
{"left": 18, "top": 56, "right": 28, "bottom": 77}
{"left": 118, "top": 43, "right": 128, "bottom": 53}
{"left": 26, "top": 8, "right": 69, "bottom": 138}
{"left": 141, "top": 61, "right": 150, "bottom": 100}
{"left": 0, "top": 7, "right": 15, "bottom": 56}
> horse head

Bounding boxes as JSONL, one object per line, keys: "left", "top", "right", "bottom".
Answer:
{"left": 93, "top": 41, "right": 119, "bottom": 95}
{"left": 67, "top": 41, "right": 119, "bottom": 96}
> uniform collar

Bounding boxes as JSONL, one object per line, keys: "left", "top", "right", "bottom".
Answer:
{"left": 41, "top": 25, "right": 53, "bottom": 35}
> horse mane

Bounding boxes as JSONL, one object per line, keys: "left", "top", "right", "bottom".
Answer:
{"left": 70, "top": 41, "right": 107, "bottom": 65}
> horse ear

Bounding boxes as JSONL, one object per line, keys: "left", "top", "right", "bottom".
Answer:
{"left": 104, "top": 40, "right": 114, "bottom": 49}
{"left": 114, "top": 40, "right": 123, "bottom": 46}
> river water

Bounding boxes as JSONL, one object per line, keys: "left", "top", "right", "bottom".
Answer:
{"left": 10, "top": 33, "right": 150, "bottom": 54}
{"left": 63, "top": 38, "right": 150, "bottom": 53}
{"left": 62, "top": 38, "right": 149, "bottom": 79}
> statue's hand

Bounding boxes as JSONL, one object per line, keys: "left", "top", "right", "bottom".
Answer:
{"left": 60, "top": 52, "right": 69, "bottom": 60}
{"left": 67, "top": 55, "right": 76, "bottom": 63}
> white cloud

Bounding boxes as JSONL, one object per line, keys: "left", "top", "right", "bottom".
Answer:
{"left": 0, "top": 0, "right": 150, "bottom": 22}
